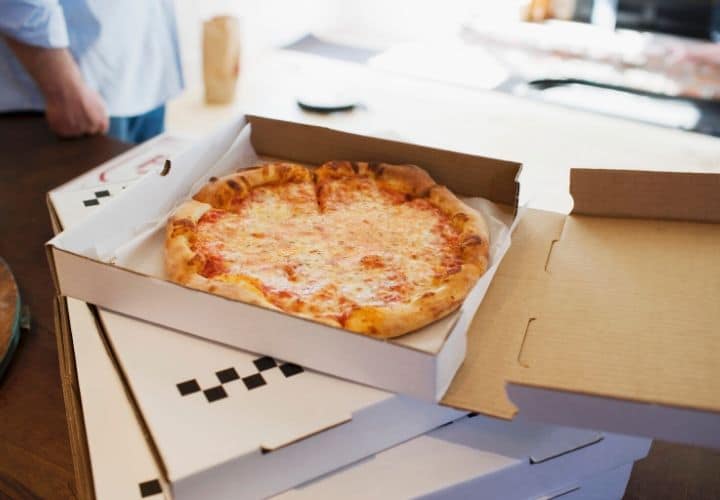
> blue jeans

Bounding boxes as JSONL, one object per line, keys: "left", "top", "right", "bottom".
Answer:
{"left": 108, "top": 105, "right": 166, "bottom": 144}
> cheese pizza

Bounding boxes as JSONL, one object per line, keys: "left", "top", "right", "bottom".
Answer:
{"left": 165, "top": 161, "right": 489, "bottom": 338}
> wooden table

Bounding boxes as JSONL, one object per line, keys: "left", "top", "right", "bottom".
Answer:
{"left": 0, "top": 114, "right": 130, "bottom": 499}
{"left": 1, "top": 114, "right": 719, "bottom": 499}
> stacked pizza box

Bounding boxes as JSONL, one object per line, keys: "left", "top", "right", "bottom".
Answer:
{"left": 59, "top": 296, "right": 649, "bottom": 500}
{"left": 47, "top": 115, "right": 720, "bottom": 499}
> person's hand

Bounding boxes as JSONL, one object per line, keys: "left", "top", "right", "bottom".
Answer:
{"left": 2, "top": 40, "right": 110, "bottom": 138}
{"left": 44, "top": 80, "right": 109, "bottom": 138}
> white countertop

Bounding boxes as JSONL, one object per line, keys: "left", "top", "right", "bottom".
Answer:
{"left": 167, "top": 48, "right": 720, "bottom": 213}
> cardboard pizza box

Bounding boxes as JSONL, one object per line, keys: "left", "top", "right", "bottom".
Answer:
{"left": 544, "top": 464, "right": 636, "bottom": 500}
{"left": 46, "top": 115, "right": 520, "bottom": 402}
{"left": 47, "top": 140, "right": 191, "bottom": 500}
{"left": 275, "top": 415, "right": 650, "bottom": 500}
{"left": 443, "top": 169, "right": 720, "bottom": 448}
{"left": 47, "top": 160, "right": 458, "bottom": 499}
{"left": 57, "top": 297, "right": 461, "bottom": 500}
{"left": 47, "top": 133, "right": 191, "bottom": 235}
{"left": 53, "top": 133, "right": 192, "bottom": 192}
{"left": 96, "top": 307, "right": 463, "bottom": 500}
{"left": 58, "top": 298, "right": 169, "bottom": 500}
{"left": 47, "top": 115, "right": 720, "bottom": 448}
{"left": 49, "top": 157, "right": 648, "bottom": 500}
{"left": 59, "top": 298, "right": 649, "bottom": 500}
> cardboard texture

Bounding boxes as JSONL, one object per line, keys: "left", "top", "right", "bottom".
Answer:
{"left": 65, "top": 298, "right": 168, "bottom": 499}
{"left": 442, "top": 169, "right": 720, "bottom": 446}
{"left": 97, "top": 308, "right": 462, "bottom": 500}
{"left": 570, "top": 169, "right": 720, "bottom": 224}
{"left": 441, "top": 208, "right": 566, "bottom": 416}
{"left": 47, "top": 116, "right": 519, "bottom": 401}
{"left": 275, "top": 415, "right": 649, "bottom": 500}
{"left": 47, "top": 173, "right": 462, "bottom": 499}
{"left": 48, "top": 182, "right": 133, "bottom": 232}
{"left": 537, "top": 464, "right": 634, "bottom": 500}
{"left": 47, "top": 115, "right": 720, "bottom": 448}
{"left": 248, "top": 115, "right": 520, "bottom": 204}
{"left": 506, "top": 384, "right": 720, "bottom": 449}
{"left": 54, "top": 133, "right": 191, "bottom": 192}
{"left": 46, "top": 134, "right": 194, "bottom": 499}
{"left": 54, "top": 297, "right": 95, "bottom": 500}
{"left": 49, "top": 152, "right": 644, "bottom": 500}
{"left": 59, "top": 290, "right": 645, "bottom": 500}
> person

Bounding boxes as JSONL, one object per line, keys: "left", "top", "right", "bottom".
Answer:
{"left": 0, "top": 0, "right": 184, "bottom": 143}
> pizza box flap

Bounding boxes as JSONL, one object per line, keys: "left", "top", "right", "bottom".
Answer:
{"left": 246, "top": 115, "right": 522, "bottom": 206}
{"left": 569, "top": 168, "right": 720, "bottom": 224}
{"left": 442, "top": 168, "right": 720, "bottom": 431}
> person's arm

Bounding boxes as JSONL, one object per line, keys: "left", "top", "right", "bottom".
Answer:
{"left": 0, "top": 0, "right": 108, "bottom": 137}
{"left": 4, "top": 39, "right": 109, "bottom": 136}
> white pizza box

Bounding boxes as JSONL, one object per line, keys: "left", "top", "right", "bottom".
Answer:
{"left": 276, "top": 415, "right": 650, "bottom": 500}
{"left": 49, "top": 182, "right": 462, "bottom": 499}
{"left": 51, "top": 172, "right": 646, "bottom": 500}
{"left": 58, "top": 297, "right": 648, "bottom": 500}
{"left": 47, "top": 133, "right": 191, "bottom": 235}
{"left": 52, "top": 132, "right": 192, "bottom": 192}
{"left": 46, "top": 114, "right": 521, "bottom": 402}
{"left": 48, "top": 115, "right": 720, "bottom": 448}
{"left": 543, "top": 464, "right": 635, "bottom": 500}
{"left": 46, "top": 154, "right": 457, "bottom": 499}
{"left": 98, "top": 307, "right": 463, "bottom": 499}
{"left": 58, "top": 298, "right": 169, "bottom": 500}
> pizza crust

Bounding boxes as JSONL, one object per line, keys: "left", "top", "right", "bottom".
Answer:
{"left": 427, "top": 185, "right": 490, "bottom": 274}
{"left": 165, "top": 199, "right": 280, "bottom": 311}
{"left": 193, "top": 162, "right": 313, "bottom": 210}
{"left": 165, "top": 200, "right": 211, "bottom": 284}
{"left": 166, "top": 161, "right": 490, "bottom": 338}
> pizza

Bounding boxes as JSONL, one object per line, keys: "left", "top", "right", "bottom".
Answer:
{"left": 165, "top": 161, "right": 489, "bottom": 338}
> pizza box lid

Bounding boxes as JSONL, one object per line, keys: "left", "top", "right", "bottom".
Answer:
{"left": 45, "top": 114, "right": 522, "bottom": 402}
{"left": 48, "top": 189, "right": 462, "bottom": 499}
{"left": 247, "top": 115, "right": 720, "bottom": 446}
{"left": 59, "top": 296, "right": 649, "bottom": 500}
{"left": 276, "top": 415, "right": 649, "bottom": 500}
{"left": 46, "top": 138, "right": 648, "bottom": 500}
{"left": 442, "top": 168, "right": 720, "bottom": 447}
{"left": 46, "top": 114, "right": 720, "bottom": 445}
{"left": 57, "top": 297, "right": 167, "bottom": 500}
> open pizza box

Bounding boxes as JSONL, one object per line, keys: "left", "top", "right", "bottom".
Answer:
{"left": 57, "top": 299, "right": 461, "bottom": 499}
{"left": 276, "top": 415, "right": 649, "bottom": 500}
{"left": 50, "top": 176, "right": 648, "bottom": 500}
{"left": 46, "top": 115, "right": 520, "bottom": 402}
{"left": 58, "top": 294, "right": 650, "bottom": 500}
{"left": 47, "top": 115, "right": 720, "bottom": 447}
{"left": 50, "top": 177, "right": 463, "bottom": 499}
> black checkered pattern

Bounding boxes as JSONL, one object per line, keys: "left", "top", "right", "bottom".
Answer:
{"left": 82, "top": 189, "right": 111, "bottom": 207}
{"left": 176, "top": 356, "right": 304, "bottom": 403}
{"left": 139, "top": 478, "right": 162, "bottom": 497}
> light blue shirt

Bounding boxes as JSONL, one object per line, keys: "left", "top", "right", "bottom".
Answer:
{"left": 0, "top": 0, "right": 184, "bottom": 117}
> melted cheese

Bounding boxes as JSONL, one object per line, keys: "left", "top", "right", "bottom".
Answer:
{"left": 194, "top": 178, "right": 462, "bottom": 323}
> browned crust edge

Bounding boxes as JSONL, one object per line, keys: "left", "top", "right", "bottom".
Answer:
{"left": 166, "top": 161, "right": 490, "bottom": 338}
{"left": 320, "top": 161, "right": 489, "bottom": 338}
{"left": 193, "top": 162, "right": 312, "bottom": 209}
{"left": 164, "top": 199, "right": 279, "bottom": 311}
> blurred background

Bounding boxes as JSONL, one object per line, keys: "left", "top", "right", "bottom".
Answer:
{"left": 169, "top": 0, "right": 720, "bottom": 137}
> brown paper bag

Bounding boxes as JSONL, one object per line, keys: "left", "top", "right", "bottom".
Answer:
{"left": 203, "top": 16, "right": 241, "bottom": 105}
